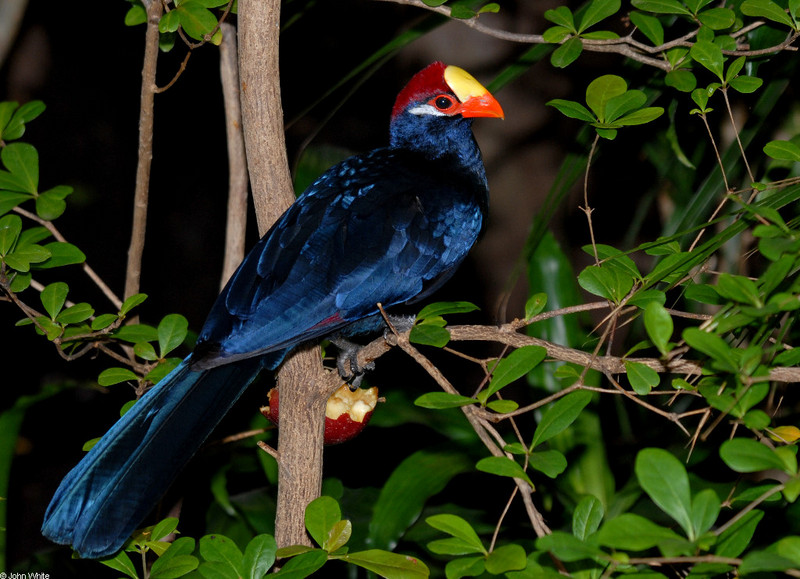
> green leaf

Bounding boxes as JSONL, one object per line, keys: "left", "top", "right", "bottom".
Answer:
{"left": 91, "top": 313, "right": 118, "bottom": 331}
{"left": 585, "top": 75, "right": 627, "bottom": 121}
{"left": 644, "top": 301, "right": 673, "bottom": 356}
{"left": 0, "top": 102, "right": 15, "bottom": 134}
{"left": 98, "top": 367, "right": 139, "bottom": 386}
{"left": 159, "top": 10, "right": 182, "bottom": 33}
{"left": 631, "top": 0, "right": 692, "bottom": 15}
{"left": 125, "top": 2, "right": 147, "bottom": 25}
{"left": 176, "top": 1, "right": 220, "bottom": 41}
{"left": 151, "top": 517, "right": 180, "bottom": 542}
{"left": 536, "top": 531, "right": 605, "bottom": 562}
{"left": 528, "top": 449, "right": 568, "bottom": 478}
{"left": 416, "top": 301, "right": 478, "bottom": 319}
{"left": 151, "top": 537, "right": 198, "bottom": 579}
{"left": 428, "top": 536, "right": 486, "bottom": 556}
{"left": 595, "top": 513, "right": 687, "bottom": 550}
{"left": 1, "top": 142, "right": 38, "bottom": 193}
{"left": 369, "top": 450, "right": 470, "bottom": 550}
{"left": 426, "top": 514, "right": 486, "bottom": 555}
{"left": 524, "top": 292, "right": 547, "bottom": 319}
{"left": 450, "top": 5, "right": 476, "bottom": 19}
{"left": 698, "top": 7, "right": 736, "bottom": 29}
{"left": 531, "top": 390, "right": 592, "bottom": 448}
{"left": 0, "top": 213, "right": 22, "bottom": 254}
{"left": 0, "top": 101, "right": 42, "bottom": 141}
{"left": 625, "top": 360, "right": 660, "bottom": 395}
{"left": 716, "top": 273, "right": 762, "bottom": 306}
{"left": 604, "top": 90, "right": 647, "bottom": 123}
{"left": 414, "top": 392, "right": 475, "bottom": 409}
{"left": 484, "top": 543, "right": 527, "bottom": 574}
{"left": 543, "top": 25, "right": 574, "bottom": 43}
{"left": 35, "top": 185, "right": 72, "bottom": 220}
{"left": 573, "top": 495, "right": 604, "bottom": 540}
{"left": 729, "top": 75, "right": 763, "bottom": 93}
{"left": 720, "top": 438, "right": 790, "bottom": 473}
{"left": 305, "top": 496, "right": 341, "bottom": 548}
{"left": 41, "top": 281, "right": 68, "bottom": 320}
{"left": 158, "top": 313, "right": 188, "bottom": 357}
{"left": 151, "top": 554, "right": 199, "bottom": 578}
{"left": 324, "top": 519, "right": 351, "bottom": 553}
{"left": 683, "top": 327, "right": 738, "bottom": 373}
{"left": 614, "top": 106, "right": 664, "bottom": 126}
{"left": 630, "top": 10, "right": 664, "bottom": 45}
{"left": 665, "top": 69, "right": 697, "bottom": 92}
{"left": 120, "top": 293, "right": 148, "bottom": 316}
{"left": 690, "top": 40, "right": 725, "bottom": 81}
{"left": 342, "top": 550, "right": 429, "bottom": 578}
{"left": 716, "top": 509, "right": 763, "bottom": 558}
{"left": 0, "top": 191, "right": 31, "bottom": 216}
{"left": 8, "top": 243, "right": 50, "bottom": 271}
{"left": 546, "top": 99, "right": 596, "bottom": 122}
{"left": 740, "top": 550, "right": 799, "bottom": 574}
{"left": 476, "top": 456, "right": 534, "bottom": 486}
{"left": 487, "top": 345, "right": 546, "bottom": 396}
{"left": 199, "top": 534, "right": 243, "bottom": 578}
{"left": 635, "top": 448, "right": 694, "bottom": 539}
{"left": 544, "top": 5, "right": 576, "bottom": 30}
{"left": 99, "top": 550, "right": 139, "bottom": 579}
{"left": 691, "top": 488, "right": 721, "bottom": 537}
{"left": 550, "top": 36, "right": 583, "bottom": 68}
{"left": 486, "top": 399, "right": 518, "bottom": 413}
{"left": 578, "top": 264, "right": 634, "bottom": 303}
{"left": 409, "top": 324, "right": 450, "bottom": 347}
{"left": 577, "top": 0, "right": 621, "bottom": 33}
{"left": 242, "top": 535, "right": 277, "bottom": 579}
{"left": 741, "top": 0, "right": 797, "bottom": 28}
{"left": 271, "top": 549, "right": 327, "bottom": 578}
{"left": 444, "top": 556, "right": 484, "bottom": 579}
{"left": 56, "top": 302, "right": 94, "bottom": 324}
{"left": 764, "top": 140, "right": 800, "bottom": 162}
{"left": 33, "top": 241, "right": 85, "bottom": 269}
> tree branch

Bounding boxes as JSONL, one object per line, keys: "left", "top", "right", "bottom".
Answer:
{"left": 218, "top": 22, "right": 249, "bottom": 289}
{"left": 124, "top": 0, "right": 162, "bottom": 303}
{"left": 237, "top": 0, "right": 333, "bottom": 549}
{"left": 374, "top": 0, "right": 799, "bottom": 71}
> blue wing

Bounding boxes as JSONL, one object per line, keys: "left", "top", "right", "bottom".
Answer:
{"left": 194, "top": 148, "right": 485, "bottom": 368}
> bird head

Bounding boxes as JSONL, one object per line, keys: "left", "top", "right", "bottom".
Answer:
{"left": 389, "top": 62, "right": 503, "bottom": 158}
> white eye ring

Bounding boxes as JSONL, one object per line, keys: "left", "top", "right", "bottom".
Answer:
{"left": 408, "top": 104, "right": 447, "bottom": 117}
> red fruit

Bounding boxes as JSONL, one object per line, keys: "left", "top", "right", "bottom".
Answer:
{"left": 261, "top": 384, "right": 379, "bottom": 444}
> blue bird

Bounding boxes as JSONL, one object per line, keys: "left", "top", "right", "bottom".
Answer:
{"left": 41, "top": 61, "right": 504, "bottom": 558}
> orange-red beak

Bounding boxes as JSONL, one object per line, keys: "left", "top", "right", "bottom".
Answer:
{"left": 458, "top": 92, "right": 505, "bottom": 119}
{"left": 444, "top": 65, "right": 505, "bottom": 120}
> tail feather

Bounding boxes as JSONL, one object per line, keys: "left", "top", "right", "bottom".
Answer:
{"left": 42, "top": 355, "right": 263, "bottom": 558}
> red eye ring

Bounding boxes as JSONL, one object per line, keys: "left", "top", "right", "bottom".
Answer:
{"left": 429, "top": 94, "right": 459, "bottom": 113}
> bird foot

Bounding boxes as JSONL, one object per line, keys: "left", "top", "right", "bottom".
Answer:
{"left": 384, "top": 314, "right": 416, "bottom": 341}
{"left": 329, "top": 335, "right": 375, "bottom": 390}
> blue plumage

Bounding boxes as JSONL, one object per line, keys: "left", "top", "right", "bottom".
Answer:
{"left": 42, "top": 62, "right": 503, "bottom": 558}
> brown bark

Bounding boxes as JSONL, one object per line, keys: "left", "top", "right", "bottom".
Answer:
{"left": 218, "top": 22, "right": 249, "bottom": 289}
{"left": 124, "top": 0, "right": 161, "bottom": 302}
{"left": 237, "top": 0, "right": 336, "bottom": 549}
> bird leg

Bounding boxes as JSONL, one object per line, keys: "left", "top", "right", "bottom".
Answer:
{"left": 329, "top": 314, "right": 415, "bottom": 389}
{"left": 329, "top": 335, "right": 376, "bottom": 389}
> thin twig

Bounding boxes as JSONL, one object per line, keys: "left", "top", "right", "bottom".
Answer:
{"left": 124, "top": 0, "right": 162, "bottom": 303}
{"left": 13, "top": 206, "right": 122, "bottom": 309}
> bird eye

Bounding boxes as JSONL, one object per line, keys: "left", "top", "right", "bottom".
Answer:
{"left": 430, "top": 95, "right": 457, "bottom": 112}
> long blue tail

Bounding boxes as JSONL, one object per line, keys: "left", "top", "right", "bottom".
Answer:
{"left": 41, "top": 355, "right": 263, "bottom": 558}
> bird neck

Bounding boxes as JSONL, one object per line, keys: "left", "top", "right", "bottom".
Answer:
{"left": 388, "top": 116, "right": 488, "bottom": 188}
